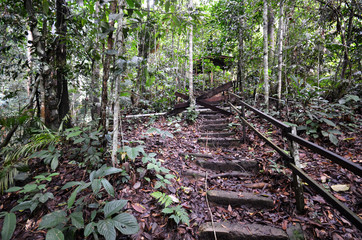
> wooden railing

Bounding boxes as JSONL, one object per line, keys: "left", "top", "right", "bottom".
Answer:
{"left": 228, "top": 92, "right": 362, "bottom": 230}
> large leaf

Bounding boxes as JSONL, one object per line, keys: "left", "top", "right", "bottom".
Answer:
{"left": 321, "top": 118, "right": 336, "bottom": 127}
{"left": 70, "top": 211, "right": 84, "bottom": 229}
{"left": 91, "top": 179, "right": 102, "bottom": 195}
{"left": 39, "top": 210, "right": 67, "bottom": 229}
{"left": 104, "top": 200, "right": 128, "bottom": 218}
{"left": 97, "top": 219, "right": 116, "bottom": 240}
{"left": 45, "top": 228, "right": 64, "bottom": 240}
{"left": 101, "top": 178, "right": 115, "bottom": 197}
{"left": 11, "top": 200, "right": 33, "bottom": 212}
{"left": 1, "top": 212, "right": 16, "bottom": 240}
{"left": 123, "top": 146, "right": 145, "bottom": 160}
{"left": 84, "top": 222, "right": 96, "bottom": 237}
{"left": 113, "top": 213, "right": 139, "bottom": 235}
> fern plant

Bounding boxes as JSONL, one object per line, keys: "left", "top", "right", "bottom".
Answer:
{"left": 151, "top": 191, "right": 189, "bottom": 225}
{"left": 0, "top": 128, "right": 60, "bottom": 192}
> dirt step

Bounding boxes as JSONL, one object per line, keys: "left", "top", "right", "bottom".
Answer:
{"left": 207, "top": 190, "right": 274, "bottom": 209}
{"left": 198, "top": 138, "right": 240, "bottom": 147}
{"left": 200, "top": 132, "right": 234, "bottom": 138}
{"left": 200, "top": 114, "right": 223, "bottom": 120}
{"left": 179, "top": 152, "right": 213, "bottom": 159}
{"left": 202, "top": 119, "right": 228, "bottom": 125}
{"left": 199, "top": 110, "right": 219, "bottom": 115}
{"left": 199, "top": 222, "right": 288, "bottom": 240}
{"left": 197, "top": 159, "right": 258, "bottom": 172}
{"left": 200, "top": 124, "right": 230, "bottom": 131}
{"left": 182, "top": 169, "right": 252, "bottom": 179}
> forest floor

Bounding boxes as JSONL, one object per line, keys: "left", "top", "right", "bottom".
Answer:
{"left": 0, "top": 107, "right": 361, "bottom": 240}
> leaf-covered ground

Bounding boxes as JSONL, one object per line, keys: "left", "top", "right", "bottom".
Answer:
{"left": 0, "top": 110, "right": 361, "bottom": 239}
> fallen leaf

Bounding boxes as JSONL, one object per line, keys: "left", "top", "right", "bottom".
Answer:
{"left": 169, "top": 194, "right": 179, "bottom": 203}
{"left": 331, "top": 184, "right": 350, "bottom": 192}
{"left": 321, "top": 176, "right": 327, "bottom": 183}
{"left": 227, "top": 204, "right": 232, "bottom": 212}
{"left": 132, "top": 203, "right": 146, "bottom": 213}
{"left": 282, "top": 220, "right": 288, "bottom": 231}
{"left": 334, "top": 194, "right": 347, "bottom": 202}
{"left": 133, "top": 181, "right": 141, "bottom": 189}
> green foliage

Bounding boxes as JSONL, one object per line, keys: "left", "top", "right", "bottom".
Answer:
{"left": 146, "top": 127, "right": 174, "bottom": 139}
{"left": 185, "top": 107, "right": 199, "bottom": 124}
{"left": 64, "top": 126, "right": 103, "bottom": 168}
{"left": 62, "top": 164, "right": 126, "bottom": 208}
{"left": 6, "top": 172, "right": 58, "bottom": 213}
{"left": 0, "top": 124, "right": 61, "bottom": 192}
{"left": 162, "top": 205, "right": 190, "bottom": 225}
{"left": 40, "top": 170, "right": 139, "bottom": 239}
{"left": 30, "top": 145, "right": 61, "bottom": 170}
{"left": 0, "top": 212, "right": 16, "bottom": 240}
{"left": 151, "top": 192, "right": 189, "bottom": 225}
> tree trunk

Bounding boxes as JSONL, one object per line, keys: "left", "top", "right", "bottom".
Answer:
{"left": 111, "top": 0, "right": 125, "bottom": 167}
{"left": 100, "top": 0, "right": 117, "bottom": 145}
{"left": 263, "top": 0, "right": 269, "bottom": 111}
{"left": 189, "top": 0, "right": 195, "bottom": 108}
{"left": 238, "top": 1, "right": 245, "bottom": 95}
{"left": 277, "top": 1, "right": 284, "bottom": 106}
{"left": 268, "top": 3, "right": 275, "bottom": 68}
{"left": 55, "top": 0, "right": 70, "bottom": 128}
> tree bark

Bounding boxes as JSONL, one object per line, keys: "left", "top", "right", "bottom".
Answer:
{"left": 263, "top": 0, "right": 269, "bottom": 111}
{"left": 100, "top": 0, "right": 117, "bottom": 145}
{"left": 111, "top": 0, "right": 126, "bottom": 167}
{"left": 237, "top": 0, "right": 244, "bottom": 95}
{"left": 277, "top": 1, "right": 284, "bottom": 106}
{"left": 189, "top": 0, "right": 195, "bottom": 108}
{"left": 268, "top": 3, "right": 275, "bottom": 67}
{"left": 55, "top": 0, "right": 70, "bottom": 128}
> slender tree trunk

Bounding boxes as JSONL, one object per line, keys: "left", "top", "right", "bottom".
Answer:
{"left": 112, "top": 0, "right": 125, "bottom": 167}
{"left": 277, "top": 1, "right": 284, "bottom": 106}
{"left": 26, "top": 30, "right": 33, "bottom": 98}
{"left": 268, "top": 3, "right": 275, "bottom": 68}
{"left": 263, "top": 0, "right": 269, "bottom": 111}
{"left": 189, "top": 13, "right": 195, "bottom": 108}
{"left": 238, "top": 1, "right": 244, "bottom": 95}
{"left": 55, "top": 0, "right": 70, "bottom": 127}
{"left": 100, "top": 0, "right": 117, "bottom": 145}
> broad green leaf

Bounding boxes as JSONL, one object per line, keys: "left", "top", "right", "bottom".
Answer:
{"left": 68, "top": 186, "right": 80, "bottom": 208}
{"left": 1, "top": 212, "right": 16, "bottom": 240}
{"left": 39, "top": 192, "right": 54, "bottom": 203}
{"left": 22, "top": 183, "right": 37, "bottom": 193}
{"left": 321, "top": 118, "right": 336, "bottom": 127}
{"left": 104, "top": 200, "right": 128, "bottom": 218}
{"left": 11, "top": 201, "right": 32, "bottom": 212}
{"left": 150, "top": 191, "right": 162, "bottom": 199}
{"left": 162, "top": 208, "right": 173, "bottom": 214}
{"left": 165, "top": 0, "right": 170, "bottom": 12}
{"left": 84, "top": 222, "right": 96, "bottom": 237}
{"left": 66, "top": 131, "right": 82, "bottom": 140}
{"left": 46, "top": 228, "right": 64, "bottom": 240}
{"left": 97, "top": 219, "right": 116, "bottom": 240}
{"left": 101, "top": 179, "right": 115, "bottom": 197}
{"left": 125, "top": 0, "right": 135, "bottom": 8}
{"left": 91, "top": 179, "right": 102, "bottom": 194}
{"left": 61, "top": 181, "right": 82, "bottom": 190}
{"left": 113, "top": 213, "right": 139, "bottom": 235}
{"left": 39, "top": 210, "right": 67, "bottom": 229}
{"left": 123, "top": 146, "right": 145, "bottom": 160}
{"left": 51, "top": 155, "right": 59, "bottom": 170}
{"left": 70, "top": 211, "right": 84, "bottom": 229}
{"left": 329, "top": 133, "right": 339, "bottom": 146}
{"left": 6, "top": 186, "right": 22, "bottom": 192}
{"left": 102, "top": 167, "right": 123, "bottom": 177}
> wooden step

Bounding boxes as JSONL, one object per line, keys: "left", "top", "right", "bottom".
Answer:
{"left": 197, "top": 159, "right": 258, "bottom": 172}
{"left": 199, "top": 222, "right": 288, "bottom": 240}
{"left": 202, "top": 119, "right": 228, "bottom": 125}
{"left": 198, "top": 138, "right": 240, "bottom": 147}
{"left": 200, "top": 114, "right": 222, "bottom": 119}
{"left": 200, "top": 123, "right": 229, "bottom": 131}
{"left": 179, "top": 152, "right": 213, "bottom": 159}
{"left": 207, "top": 190, "right": 274, "bottom": 209}
{"left": 200, "top": 132, "right": 234, "bottom": 138}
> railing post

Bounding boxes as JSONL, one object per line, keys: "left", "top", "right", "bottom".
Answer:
{"left": 289, "top": 126, "right": 305, "bottom": 213}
